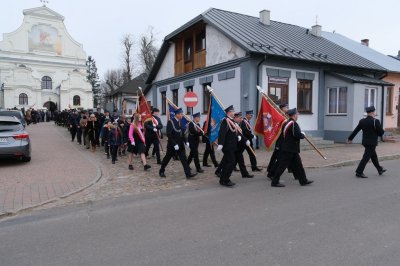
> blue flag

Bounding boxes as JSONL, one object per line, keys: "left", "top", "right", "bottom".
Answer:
{"left": 207, "top": 94, "right": 226, "bottom": 144}
{"left": 167, "top": 101, "right": 188, "bottom": 131}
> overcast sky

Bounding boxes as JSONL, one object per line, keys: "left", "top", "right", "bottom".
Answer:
{"left": 1, "top": 0, "right": 399, "bottom": 79}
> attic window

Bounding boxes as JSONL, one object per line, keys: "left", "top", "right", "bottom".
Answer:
{"left": 18, "top": 64, "right": 26, "bottom": 68}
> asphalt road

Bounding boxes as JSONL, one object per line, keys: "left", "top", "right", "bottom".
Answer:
{"left": 1, "top": 160, "right": 400, "bottom": 266}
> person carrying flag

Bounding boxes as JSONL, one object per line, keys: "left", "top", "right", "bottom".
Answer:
{"left": 240, "top": 110, "right": 262, "bottom": 172}
{"left": 270, "top": 108, "right": 313, "bottom": 187}
{"left": 202, "top": 119, "right": 219, "bottom": 168}
{"left": 159, "top": 108, "right": 197, "bottom": 179}
{"left": 144, "top": 108, "right": 163, "bottom": 164}
{"left": 187, "top": 112, "right": 204, "bottom": 173}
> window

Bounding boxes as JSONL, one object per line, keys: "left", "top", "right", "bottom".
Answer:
{"left": 19, "top": 93, "right": 28, "bottom": 105}
{"left": 364, "top": 87, "right": 377, "bottom": 111}
{"left": 203, "top": 83, "right": 211, "bottom": 114}
{"left": 41, "top": 76, "right": 52, "bottom": 90}
{"left": 184, "top": 38, "right": 193, "bottom": 62}
{"left": 161, "top": 91, "right": 166, "bottom": 115}
{"left": 297, "top": 80, "right": 312, "bottom": 113}
{"left": 328, "top": 87, "right": 347, "bottom": 114}
{"left": 268, "top": 77, "right": 289, "bottom": 105}
{"left": 172, "top": 90, "right": 178, "bottom": 106}
{"left": 73, "top": 95, "right": 81, "bottom": 106}
{"left": 195, "top": 30, "right": 206, "bottom": 52}
{"left": 386, "top": 87, "right": 393, "bottom": 115}
{"left": 186, "top": 86, "right": 193, "bottom": 115}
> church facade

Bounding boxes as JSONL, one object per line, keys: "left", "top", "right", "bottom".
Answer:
{"left": 0, "top": 6, "right": 93, "bottom": 111}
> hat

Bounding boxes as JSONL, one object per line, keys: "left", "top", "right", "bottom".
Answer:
{"left": 234, "top": 112, "right": 242, "bottom": 118}
{"left": 152, "top": 108, "right": 160, "bottom": 114}
{"left": 224, "top": 105, "right": 235, "bottom": 113}
{"left": 245, "top": 110, "right": 253, "bottom": 115}
{"left": 175, "top": 108, "right": 183, "bottom": 114}
{"left": 287, "top": 108, "right": 298, "bottom": 116}
{"left": 365, "top": 106, "right": 375, "bottom": 113}
{"left": 279, "top": 103, "right": 289, "bottom": 109}
{"left": 193, "top": 112, "right": 201, "bottom": 118}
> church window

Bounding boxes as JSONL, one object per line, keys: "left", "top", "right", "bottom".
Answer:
{"left": 19, "top": 93, "right": 28, "bottom": 105}
{"left": 41, "top": 76, "right": 52, "bottom": 90}
{"left": 73, "top": 95, "right": 81, "bottom": 106}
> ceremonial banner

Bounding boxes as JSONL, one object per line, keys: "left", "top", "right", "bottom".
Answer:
{"left": 254, "top": 97, "right": 286, "bottom": 149}
{"left": 135, "top": 95, "right": 152, "bottom": 121}
{"left": 166, "top": 99, "right": 188, "bottom": 131}
{"left": 204, "top": 94, "right": 226, "bottom": 144}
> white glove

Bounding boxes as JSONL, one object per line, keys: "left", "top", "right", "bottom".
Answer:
{"left": 238, "top": 135, "right": 242, "bottom": 141}
{"left": 301, "top": 131, "right": 306, "bottom": 137}
{"left": 153, "top": 128, "right": 157, "bottom": 132}
{"left": 153, "top": 123, "right": 156, "bottom": 127}
{"left": 246, "top": 140, "right": 251, "bottom": 146}
{"left": 217, "top": 145, "right": 223, "bottom": 151}
{"left": 131, "top": 142, "right": 135, "bottom": 146}
{"left": 253, "top": 136, "right": 257, "bottom": 140}
{"left": 185, "top": 142, "right": 189, "bottom": 147}
{"left": 174, "top": 144, "right": 179, "bottom": 150}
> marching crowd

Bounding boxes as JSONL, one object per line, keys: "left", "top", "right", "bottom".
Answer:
{"left": 56, "top": 101, "right": 386, "bottom": 188}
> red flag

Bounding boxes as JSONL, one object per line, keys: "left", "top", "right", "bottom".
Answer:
{"left": 254, "top": 97, "right": 286, "bottom": 149}
{"left": 136, "top": 95, "right": 152, "bottom": 122}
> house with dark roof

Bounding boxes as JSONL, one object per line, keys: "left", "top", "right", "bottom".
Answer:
{"left": 105, "top": 73, "right": 146, "bottom": 115}
{"left": 145, "top": 8, "right": 392, "bottom": 143}
{"left": 323, "top": 32, "right": 400, "bottom": 130}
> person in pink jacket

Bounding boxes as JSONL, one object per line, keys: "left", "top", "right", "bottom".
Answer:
{"left": 129, "top": 113, "right": 151, "bottom": 171}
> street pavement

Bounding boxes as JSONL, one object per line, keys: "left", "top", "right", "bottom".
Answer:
{"left": 1, "top": 159, "right": 400, "bottom": 265}
{"left": 0, "top": 122, "right": 101, "bottom": 215}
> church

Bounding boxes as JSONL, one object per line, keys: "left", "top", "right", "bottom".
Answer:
{"left": 0, "top": 5, "right": 93, "bottom": 111}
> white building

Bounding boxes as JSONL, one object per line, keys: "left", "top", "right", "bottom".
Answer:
{"left": 0, "top": 6, "right": 93, "bottom": 111}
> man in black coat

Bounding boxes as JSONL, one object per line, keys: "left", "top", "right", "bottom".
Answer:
{"left": 159, "top": 108, "right": 196, "bottom": 179}
{"left": 145, "top": 108, "right": 163, "bottom": 164}
{"left": 271, "top": 108, "right": 313, "bottom": 187}
{"left": 217, "top": 105, "right": 239, "bottom": 187}
{"left": 240, "top": 110, "right": 262, "bottom": 171}
{"left": 347, "top": 106, "right": 386, "bottom": 178}
{"left": 187, "top": 112, "right": 204, "bottom": 173}
{"left": 234, "top": 112, "right": 254, "bottom": 178}
{"left": 202, "top": 120, "right": 219, "bottom": 168}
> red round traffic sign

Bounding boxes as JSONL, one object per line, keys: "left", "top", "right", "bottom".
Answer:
{"left": 183, "top": 91, "right": 198, "bottom": 108}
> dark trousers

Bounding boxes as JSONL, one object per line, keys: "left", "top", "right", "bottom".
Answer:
{"left": 160, "top": 145, "right": 191, "bottom": 176}
{"left": 356, "top": 145, "right": 382, "bottom": 174}
{"left": 77, "top": 127, "right": 82, "bottom": 144}
{"left": 220, "top": 150, "right": 236, "bottom": 184}
{"left": 82, "top": 128, "right": 87, "bottom": 146}
{"left": 203, "top": 141, "right": 219, "bottom": 167}
{"left": 104, "top": 141, "right": 110, "bottom": 156}
{"left": 187, "top": 145, "right": 201, "bottom": 170}
{"left": 267, "top": 148, "right": 279, "bottom": 174}
{"left": 245, "top": 141, "right": 257, "bottom": 169}
{"left": 145, "top": 137, "right": 161, "bottom": 161}
{"left": 272, "top": 151, "right": 307, "bottom": 185}
{"left": 70, "top": 126, "right": 77, "bottom": 141}
{"left": 110, "top": 145, "right": 118, "bottom": 162}
{"left": 236, "top": 147, "right": 250, "bottom": 177}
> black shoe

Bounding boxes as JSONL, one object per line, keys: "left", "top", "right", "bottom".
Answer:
{"left": 220, "top": 181, "right": 235, "bottom": 187}
{"left": 157, "top": 160, "right": 162, "bottom": 165}
{"left": 197, "top": 168, "right": 204, "bottom": 173}
{"left": 215, "top": 171, "right": 221, "bottom": 178}
{"left": 233, "top": 167, "right": 239, "bottom": 172}
{"left": 271, "top": 183, "right": 285, "bottom": 187}
{"left": 144, "top": 164, "right": 151, "bottom": 171}
{"left": 301, "top": 180, "right": 314, "bottom": 186}
{"left": 356, "top": 172, "right": 368, "bottom": 178}
{"left": 128, "top": 164, "right": 133, "bottom": 170}
{"left": 186, "top": 173, "right": 197, "bottom": 179}
{"left": 242, "top": 174, "right": 254, "bottom": 178}
{"left": 159, "top": 171, "right": 166, "bottom": 178}
{"left": 378, "top": 168, "right": 387, "bottom": 175}
{"left": 252, "top": 167, "right": 262, "bottom": 172}
{"left": 112, "top": 161, "right": 115, "bottom": 164}
{"left": 203, "top": 164, "right": 211, "bottom": 167}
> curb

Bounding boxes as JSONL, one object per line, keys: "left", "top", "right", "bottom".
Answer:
{"left": 0, "top": 126, "right": 103, "bottom": 220}
{"left": 305, "top": 154, "right": 400, "bottom": 169}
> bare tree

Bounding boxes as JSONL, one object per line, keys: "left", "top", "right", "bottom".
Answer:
{"left": 104, "top": 69, "right": 124, "bottom": 94}
{"left": 121, "top": 34, "right": 134, "bottom": 84}
{"left": 138, "top": 27, "right": 159, "bottom": 76}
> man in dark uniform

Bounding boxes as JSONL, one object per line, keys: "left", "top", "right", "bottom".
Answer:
{"left": 159, "top": 108, "right": 196, "bottom": 179}
{"left": 68, "top": 110, "right": 79, "bottom": 142}
{"left": 217, "top": 105, "right": 239, "bottom": 187}
{"left": 187, "top": 112, "right": 204, "bottom": 173}
{"left": 271, "top": 108, "right": 314, "bottom": 187}
{"left": 145, "top": 108, "right": 163, "bottom": 164}
{"left": 267, "top": 103, "right": 289, "bottom": 178}
{"left": 202, "top": 119, "right": 219, "bottom": 168}
{"left": 240, "top": 110, "right": 262, "bottom": 172}
{"left": 347, "top": 106, "right": 386, "bottom": 178}
{"left": 234, "top": 112, "right": 254, "bottom": 178}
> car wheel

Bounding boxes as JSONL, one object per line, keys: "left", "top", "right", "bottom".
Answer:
{"left": 22, "top": 156, "right": 31, "bottom": 162}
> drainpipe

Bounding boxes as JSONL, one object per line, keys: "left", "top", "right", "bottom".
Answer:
{"left": 255, "top": 54, "right": 267, "bottom": 149}
{"left": 379, "top": 73, "right": 388, "bottom": 142}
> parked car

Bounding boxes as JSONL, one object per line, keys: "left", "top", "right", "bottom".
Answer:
{"left": 0, "top": 116, "right": 31, "bottom": 162}
{"left": 0, "top": 110, "right": 27, "bottom": 127}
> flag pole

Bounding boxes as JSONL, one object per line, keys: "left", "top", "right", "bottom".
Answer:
{"left": 166, "top": 97, "right": 205, "bottom": 134}
{"left": 256, "top": 86, "right": 327, "bottom": 160}
{"left": 206, "top": 85, "right": 257, "bottom": 157}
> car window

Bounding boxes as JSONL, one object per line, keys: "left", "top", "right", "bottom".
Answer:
{"left": 0, "top": 121, "right": 23, "bottom": 132}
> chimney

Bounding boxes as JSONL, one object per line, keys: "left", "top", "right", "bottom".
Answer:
{"left": 361, "top": 39, "right": 369, "bottom": 47}
{"left": 259, "top": 10, "right": 270, "bottom": 26}
{"left": 311, "top": 24, "right": 322, "bottom": 37}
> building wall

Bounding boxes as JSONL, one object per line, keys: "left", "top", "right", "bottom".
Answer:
{"left": 154, "top": 43, "right": 175, "bottom": 82}
{"left": 383, "top": 73, "right": 400, "bottom": 129}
